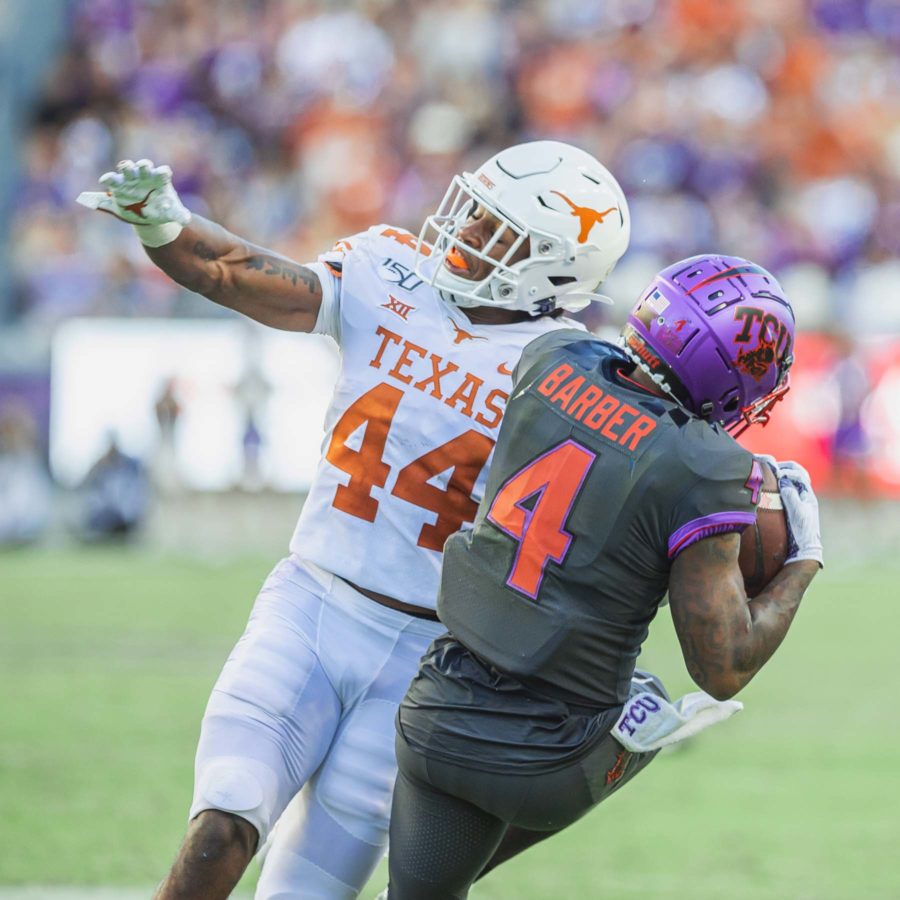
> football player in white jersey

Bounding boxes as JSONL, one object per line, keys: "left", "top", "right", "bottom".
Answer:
{"left": 78, "top": 141, "right": 630, "bottom": 899}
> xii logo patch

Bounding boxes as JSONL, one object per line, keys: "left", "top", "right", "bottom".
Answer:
{"left": 381, "top": 295, "right": 416, "bottom": 321}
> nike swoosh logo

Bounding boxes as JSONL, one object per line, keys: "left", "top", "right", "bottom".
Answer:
{"left": 497, "top": 362, "right": 513, "bottom": 376}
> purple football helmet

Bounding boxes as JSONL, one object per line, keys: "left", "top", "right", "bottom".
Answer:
{"left": 620, "top": 255, "right": 794, "bottom": 435}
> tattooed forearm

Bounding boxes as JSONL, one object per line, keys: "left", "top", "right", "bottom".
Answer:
{"left": 742, "top": 560, "right": 818, "bottom": 665}
{"left": 193, "top": 240, "right": 219, "bottom": 261}
{"left": 668, "top": 534, "right": 818, "bottom": 699}
{"left": 145, "top": 215, "right": 322, "bottom": 330}
{"left": 245, "top": 255, "right": 319, "bottom": 292}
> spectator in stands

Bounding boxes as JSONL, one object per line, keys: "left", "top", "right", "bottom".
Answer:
{"left": 152, "top": 376, "right": 182, "bottom": 494}
{"left": 7, "top": 0, "right": 897, "bottom": 339}
{"left": 77, "top": 432, "right": 148, "bottom": 541}
{"left": 828, "top": 333, "right": 874, "bottom": 497}
{"left": 0, "top": 404, "right": 52, "bottom": 546}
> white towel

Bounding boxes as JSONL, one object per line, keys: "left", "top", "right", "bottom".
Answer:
{"left": 613, "top": 690, "right": 743, "bottom": 753}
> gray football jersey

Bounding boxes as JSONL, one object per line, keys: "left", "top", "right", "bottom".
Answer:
{"left": 438, "top": 330, "right": 758, "bottom": 708}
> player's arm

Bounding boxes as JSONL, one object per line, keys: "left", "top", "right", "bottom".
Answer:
{"left": 668, "top": 461, "right": 823, "bottom": 700}
{"left": 77, "top": 159, "right": 322, "bottom": 332}
{"left": 145, "top": 218, "right": 323, "bottom": 332}
{"left": 669, "top": 536, "right": 817, "bottom": 699}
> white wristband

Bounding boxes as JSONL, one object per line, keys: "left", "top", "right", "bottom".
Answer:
{"left": 134, "top": 218, "right": 188, "bottom": 248}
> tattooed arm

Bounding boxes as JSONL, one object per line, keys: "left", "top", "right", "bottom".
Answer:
{"left": 668, "top": 534, "right": 819, "bottom": 700}
{"left": 144, "top": 216, "right": 322, "bottom": 332}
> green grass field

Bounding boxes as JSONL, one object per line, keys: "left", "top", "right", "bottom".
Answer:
{"left": 2, "top": 545, "right": 898, "bottom": 898}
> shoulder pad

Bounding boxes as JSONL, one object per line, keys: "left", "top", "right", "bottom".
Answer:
{"left": 673, "top": 421, "right": 753, "bottom": 483}
{"left": 514, "top": 328, "right": 595, "bottom": 384}
{"left": 320, "top": 224, "right": 432, "bottom": 270}
{"left": 371, "top": 224, "right": 430, "bottom": 255}
{"left": 317, "top": 229, "right": 371, "bottom": 273}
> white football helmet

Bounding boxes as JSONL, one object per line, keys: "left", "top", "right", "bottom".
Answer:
{"left": 415, "top": 141, "right": 630, "bottom": 315}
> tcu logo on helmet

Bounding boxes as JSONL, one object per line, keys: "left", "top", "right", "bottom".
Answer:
{"left": 733, "top": 305, "right": 793, "bottom": 382}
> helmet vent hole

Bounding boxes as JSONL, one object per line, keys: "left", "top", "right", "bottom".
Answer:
{"left": 581, "top": 172, "right": 601, "bottom": 185}
{"left": 549, "top": 276, "right": 576, "bottom": 286}
{"left": 676, "top": 328, "right": 701, "bottom": 355}
{"left": 722, "top": 396, "right": 740, "bottom": 413}
{"left": 708, "top": 300, "right": 730, "bottom": 314}
{"left": 688, "top": 269, "right": 704, "bottom": 278}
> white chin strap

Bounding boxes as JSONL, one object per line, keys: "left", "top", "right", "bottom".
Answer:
{"left": 433, "top": 269, "right": 495, "bottom": 309}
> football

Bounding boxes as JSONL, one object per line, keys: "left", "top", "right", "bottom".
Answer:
{"left": 739, "top": 460, "right": 789, "bottom": 597}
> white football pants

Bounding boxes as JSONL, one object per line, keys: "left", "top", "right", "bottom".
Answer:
{"left": 190, "top": 555, "right": 445, "bottom": 899}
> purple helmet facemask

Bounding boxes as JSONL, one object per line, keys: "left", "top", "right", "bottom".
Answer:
{"left": 620, "top": 255, "right": 795, "bottom": 434}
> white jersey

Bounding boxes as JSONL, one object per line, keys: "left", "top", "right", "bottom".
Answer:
{"left": 291, "top": 225, "right": 582, "bottom": 610}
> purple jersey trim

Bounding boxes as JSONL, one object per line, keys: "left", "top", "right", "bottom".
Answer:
{"left": 668, "top": 511, "right": 756, "bottom": 559}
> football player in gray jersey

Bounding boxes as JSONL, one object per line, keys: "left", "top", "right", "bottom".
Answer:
{"left": 385, "top": 255, "right": 823, "bottom": 899}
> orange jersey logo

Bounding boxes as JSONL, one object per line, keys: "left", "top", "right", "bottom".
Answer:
{"left": 605, "top": 748, "right": 631, "bottom": 785}
{"left": 381, "top": 227, "right": 431, "bottom": 256}
{"left": 121, "top": 189, "right": 156, "bottom": 219}
{"left": 497, "top": 361, "right": 513, "bottom": 376}
{"left": 381, "top": 295, "right": 416, "bottom": 321}
{"left": 550, "top": 191, "right": 618, "bottom": 244}
{"left": 451, "top": 320, "right": 488, "bottom": 344}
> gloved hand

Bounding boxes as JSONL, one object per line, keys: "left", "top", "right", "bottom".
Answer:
{"left": 776, "top": 460, "right": 823, "bottom": 567}
{"left": 76, "top": 158, "right": 191, "bottom": 247}
{"left": 753, "top": 453, "right": 777, "bottom": 477}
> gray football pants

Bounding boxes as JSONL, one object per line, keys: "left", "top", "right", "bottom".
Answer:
{"left": 387, "top": 671, "right": 667, "bottom": 900}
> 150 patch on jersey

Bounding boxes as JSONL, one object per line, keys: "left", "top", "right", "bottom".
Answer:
{"left": 378, "top": 257, "right": 424, "bottom": 292}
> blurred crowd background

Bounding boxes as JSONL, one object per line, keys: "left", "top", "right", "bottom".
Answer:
{"left": 1, "top": 0, "right": 899, "bottom": 547}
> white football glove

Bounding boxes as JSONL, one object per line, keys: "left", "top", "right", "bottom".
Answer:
{"left": 753, "top": 453, "right": 777, "bottom": 477}
{"left": 776, "top": 460, "right": 823, "bottom": 567}
{"left": 76, "top": 158, "right": 191, "bottom": 247}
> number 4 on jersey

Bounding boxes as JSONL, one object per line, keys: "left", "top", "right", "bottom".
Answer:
{"left": 486, "top": 439, "right": 596, "bottom": 599}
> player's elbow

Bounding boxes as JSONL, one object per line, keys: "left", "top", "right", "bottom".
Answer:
{"left": 690, "top": 667, "right": 746, "bottom": 702}
{"left": 705, "top": 679, "right": 742, "bottom": 702}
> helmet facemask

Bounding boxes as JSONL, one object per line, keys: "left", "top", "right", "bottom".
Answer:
{"left": 416, "top": 174, "right": 557, "bottom": 311}
{"left": 725, "top": 373, "right": 792, "bottom": 437}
